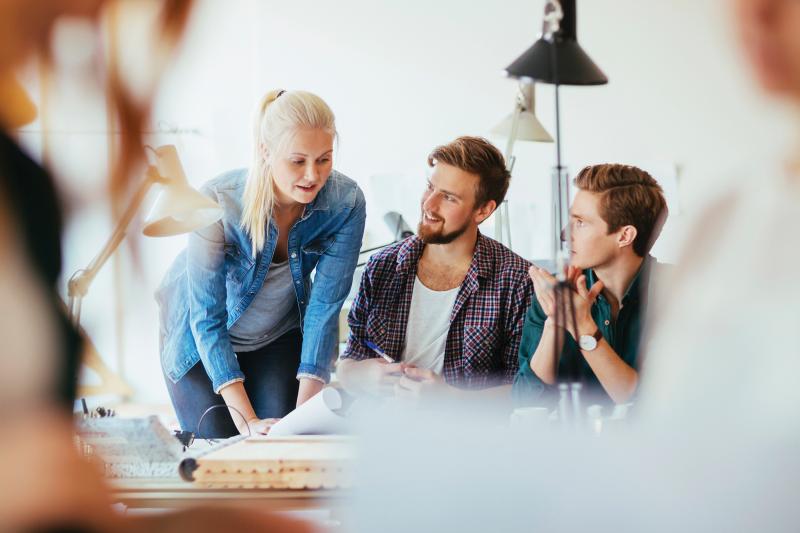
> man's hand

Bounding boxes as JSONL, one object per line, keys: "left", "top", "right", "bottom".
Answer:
{"left": 338, "top": 358, "right": 407, "bottom": 396}
{"left": 564, "top": 266, "right": 604, "bottom": 339}
{"left": 529, "top": 264, "right": 559, "bottom": 318}
{"left": 394, "top": 367, "right": 452, "bottom": 402}
{"left": 364, "top": 359, "right": 407, "bottom": 396}
{"left": 529, "top": 264, "right": 603, "bottom": 338}
{"left": 296, "top": 377, "right": 325, "bottom": 407}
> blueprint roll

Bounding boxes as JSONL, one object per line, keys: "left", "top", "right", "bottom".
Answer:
{"left": 268, "top": 387, "right": 349, "bottom": 437}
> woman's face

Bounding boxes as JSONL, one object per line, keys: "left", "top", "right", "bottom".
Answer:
{"left": 269, "top": 127, "right": 334, "bottom": 207}
{"left": 735, "top": 0, "right": 800, "bottom": 98}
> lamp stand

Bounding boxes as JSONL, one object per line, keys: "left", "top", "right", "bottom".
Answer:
{"left": 502, "top": 0, "right": 609, "bottom": 428}
{"left": 551, "top": 80, "right": 584, "bottom": 426}
{"left": 551, "top": 83, "right": 571, "bottom": 271}
{"left": 67, "top": 165, "right": 163, "bottom": 398}
{"left": 495, "top": 96, "right": 523, "bottom": 249}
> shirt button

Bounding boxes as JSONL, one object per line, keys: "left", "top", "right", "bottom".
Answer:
{"left": 604, "top": 320, "right": 610, "bottom": 326}
{"left": 291, "top": 252, "right": 297, "bottom": 259}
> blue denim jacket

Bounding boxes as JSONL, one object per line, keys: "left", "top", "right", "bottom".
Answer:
{"left": 157, "top": 168, "right": 366, "bottom": 392}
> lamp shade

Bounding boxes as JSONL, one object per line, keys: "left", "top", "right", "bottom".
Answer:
{"left": 492, "top": 83, "right": 553, "bottom": 142}
{"left": 505, "top": 0, "right": 608, "bottom": 86}
{"left": 142, "top": 145, "right": 223, "bottom": 237}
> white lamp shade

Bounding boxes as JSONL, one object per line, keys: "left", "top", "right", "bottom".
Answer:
{"left": 142, "top": 145, "right": 223, "bottom": 237}
{"left": 492, "top": 82, "right": 554, "bottom": 143}
{"left": 492, "top": 110, "right": 553, "bottom": 142}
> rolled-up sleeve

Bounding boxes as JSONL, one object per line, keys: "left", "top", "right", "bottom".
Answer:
{"left": 339, "top": 255, "right": 378, "bottom": 363}
{"left": 298, "top": 188, "right": 367, "bottom": 382}
{"left": 186, "top": 186, "right": 243, "bottom": 394}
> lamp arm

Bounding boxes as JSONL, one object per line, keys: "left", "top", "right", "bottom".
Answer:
{"left": 495, "top": 98, "right": 524, "bottom": 246}
{"left": 67, "top": 166, "right": 162, "bottom": 321}
{"left": 503, "top": 99, "right": 524, "bottom": 168}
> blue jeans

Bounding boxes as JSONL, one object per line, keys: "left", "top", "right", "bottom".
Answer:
{"left": 165, "top": 328, "right": 301, "bottom": 438}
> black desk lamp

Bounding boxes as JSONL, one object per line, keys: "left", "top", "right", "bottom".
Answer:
{"left": 505, "top": 0, "right": 608, "bottom": 418}
{"left": 505, "top": 0, "right": 607, "bottom": 265}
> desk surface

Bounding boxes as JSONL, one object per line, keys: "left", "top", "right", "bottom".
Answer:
{"left": 111, "top": 478, "right": 349, "bottom": 510}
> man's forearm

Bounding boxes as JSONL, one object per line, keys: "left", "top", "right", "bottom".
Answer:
{"left": 581, "top": 339, "right": 638, "bottom": 403}
{"left": 572, "top": 317, "right": 638, "bottom": 403}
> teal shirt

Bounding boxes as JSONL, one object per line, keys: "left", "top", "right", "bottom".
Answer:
{"left": 513, "top": 256, "right": 665, "bottom": 406}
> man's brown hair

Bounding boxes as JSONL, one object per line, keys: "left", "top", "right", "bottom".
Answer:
{"left": 574, "top": 164, "right": 668, "bottom": 257}
{"left": 427, "top": 136, "right": 510, "bottom": 209}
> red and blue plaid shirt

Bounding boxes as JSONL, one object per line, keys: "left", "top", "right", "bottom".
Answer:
{"left": 340, "top": 232, "right": 533, "bottom": 389}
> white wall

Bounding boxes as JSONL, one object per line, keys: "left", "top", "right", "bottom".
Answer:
{"left": 54, "top": 0, "right": 795, "bottom": 403}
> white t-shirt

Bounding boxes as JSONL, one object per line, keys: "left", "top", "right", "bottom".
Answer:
{"left": 400, "top": 276, "right": 460, "bottom": 374}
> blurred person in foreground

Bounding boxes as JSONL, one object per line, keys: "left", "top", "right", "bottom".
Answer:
{"left": 0, "top": 1, "right": 311, "bottom": 531}
{"left": 638, "top": 0, "right": 800, "bottom": 432}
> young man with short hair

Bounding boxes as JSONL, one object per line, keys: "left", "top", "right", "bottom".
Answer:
{"left": 514, "top": 164, "right": 669, "bottom": 405}
{"left": 338, "top": 136, "right": 533, "bottom": 401}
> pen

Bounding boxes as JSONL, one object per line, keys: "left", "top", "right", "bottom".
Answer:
{"left": 364, "top": 340, "right": 395, "bottom": 363}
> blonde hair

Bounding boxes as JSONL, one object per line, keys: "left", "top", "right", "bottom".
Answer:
{"left": 241, "top": 89, "right": 337, "bottom": 254}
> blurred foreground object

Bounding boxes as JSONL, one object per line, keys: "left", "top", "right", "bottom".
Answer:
{"left": 0, "top": 74, "right": 37, "bottom": 128}
{"left": 68, "top": 145, "right": 222, "bottom": 398}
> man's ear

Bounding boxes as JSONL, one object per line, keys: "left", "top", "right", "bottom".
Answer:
{"left": 474, "top": 199, "right": 497, "bottom": 225}
{"left": 618, "top": 225, "right": 638, "bottom": 249}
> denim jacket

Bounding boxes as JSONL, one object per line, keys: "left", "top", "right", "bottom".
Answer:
{"left": 157, "top": 168, "right": 366, "bottom": 393}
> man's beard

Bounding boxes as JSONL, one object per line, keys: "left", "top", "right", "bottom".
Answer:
{"left": 417, "top": 217, "right": 470, "bottom": 244}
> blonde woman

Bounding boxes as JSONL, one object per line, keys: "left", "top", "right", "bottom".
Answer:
{"left": 158, "top": 90, "right": 365, "bottom": 437}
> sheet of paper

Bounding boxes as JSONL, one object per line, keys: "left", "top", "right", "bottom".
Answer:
{"left": 267, "top": 387, "right": 348, "bottom": 437}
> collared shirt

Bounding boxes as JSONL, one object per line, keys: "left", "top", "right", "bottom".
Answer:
{"left": 340, "top": 232, "right": 533, "bottom": 389}
{"left": 157, "top": 168, "right": 366, "bottom": 393}
{"left": 513, "top": 256, "right": 666, "bottom": 405}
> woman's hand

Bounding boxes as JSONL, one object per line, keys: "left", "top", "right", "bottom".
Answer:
{"left": 296, "top": 377, "right": 325, "bottom": 407}
{"left": 245, "top": 418, "right": 280, "bottom": 435}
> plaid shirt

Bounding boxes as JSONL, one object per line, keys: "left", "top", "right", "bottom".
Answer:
{"left": 340, "top": 232, "right": 533, "bottom": 389}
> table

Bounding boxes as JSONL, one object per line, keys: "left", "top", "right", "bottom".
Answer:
{"left": 111, "top": 478, "right": 349, "bottom": 511}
